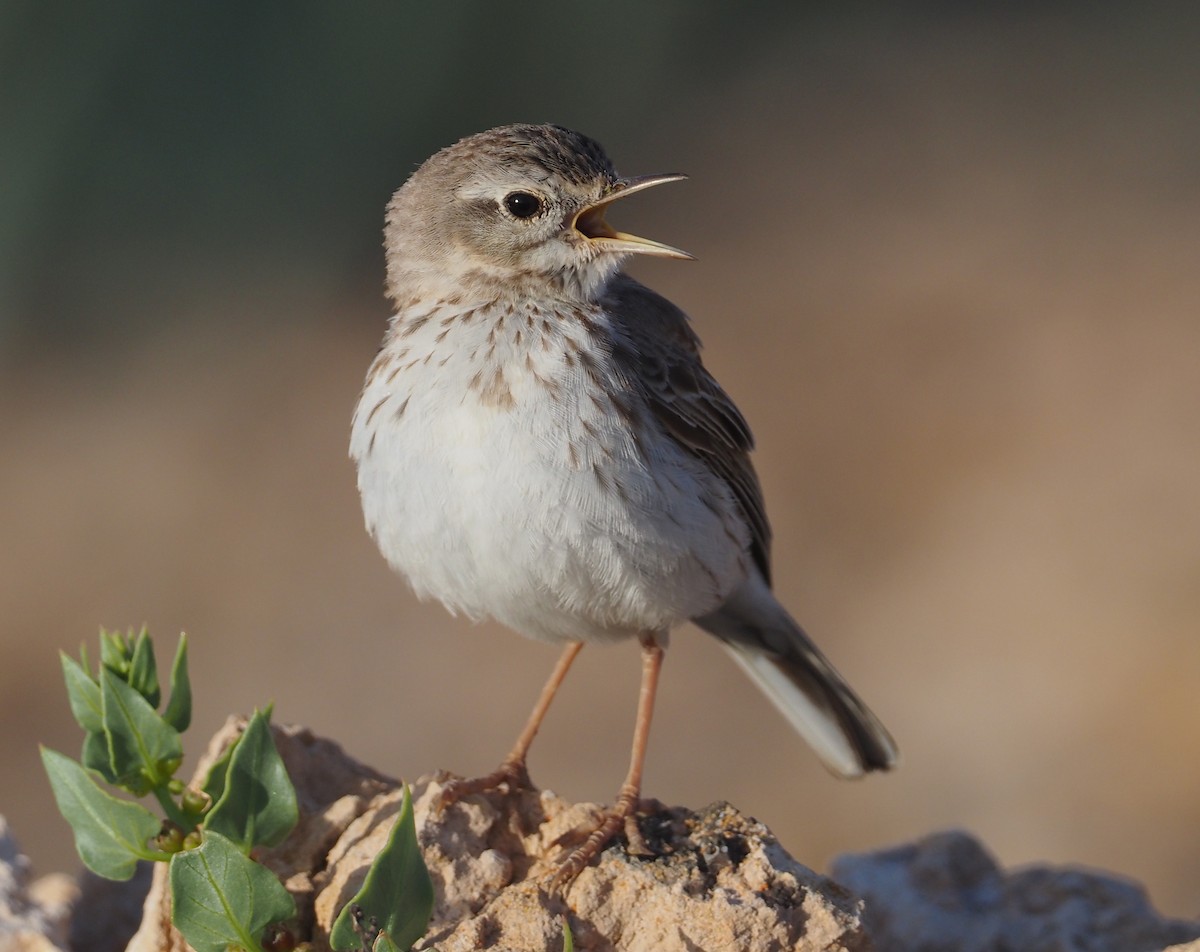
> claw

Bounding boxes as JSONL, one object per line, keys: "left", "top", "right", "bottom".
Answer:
{"left": 436, "top": 760, "right": 532, "bottom": 814}
{"left": 543, "top": 787, "right": 649, "bottom": 894}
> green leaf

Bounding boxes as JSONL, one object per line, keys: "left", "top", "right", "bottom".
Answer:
{"left": 203, "top": 710, "right": 297, "bottom": 851}
{"left": 61, "top": 652, "right": 103, "bottom": 733}
{"left": 200, "top": 741, "right": 234, "bottom": 809}
{"left": 330, "top": 786, "right": 433, "bottom": 952}
{"left": 563, "top": 918, "right": 574, "bottom": 952}
{"left": 40, "top": 747, "right": 166, "bottom": 880}
{"left": 169, "top": 830, "right": 296, "bottom": 952}
{"left": 99, "top": 628, "right": 130, "bottom": 675}
{"left": 81, "top": 730, "right": 118, "bottom": 784}
{"left": 374, "top": 933, "right": 402, "bottom": 952}
{"left": 101, "top": 667, "right": 183, "bottom": 793}
{"left": 162, "top": 633, "right": 192, "bottom": 732}
{"left": 127, "top": 626, "right": 161, "bottom": 708}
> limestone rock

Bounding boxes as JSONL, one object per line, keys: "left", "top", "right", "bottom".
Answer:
{"left": 128, "top": 718, "right": 867, "bottom": 951}
{"left": 0, "top": 815, "right": 76, "bottom": 952}
{"left": 71, "top": 720, "right": 1200, "bottom": 952}
{"left": 316, "top": 779, "right": 868, "bottom": 952}
{"left": 831, "top": 830, "right": 1200, "bottom": 952}
{"left": 66, "top": 866, "right": 153, "bottom": 952}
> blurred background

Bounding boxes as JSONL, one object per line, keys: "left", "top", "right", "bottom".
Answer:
{"left": 3, "top": 0, "right": 1198, "bottom": 917}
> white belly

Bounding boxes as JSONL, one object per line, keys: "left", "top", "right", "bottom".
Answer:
{"left": 350, "top": 302, "right": 749, "bottom": 644}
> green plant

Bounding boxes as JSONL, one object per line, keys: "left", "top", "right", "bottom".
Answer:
{"left": 41, "top": 628, "right": 514, "bottom": 952}
{"left": 331, "top": 785, "right": 434, "bottom": 952}
{"left": 41, "top": 628, "right": 299, "bottom": 952}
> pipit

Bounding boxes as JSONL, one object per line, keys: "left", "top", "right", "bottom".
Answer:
{"left": 350, "top": 124, "right": 898, "bottom": 889}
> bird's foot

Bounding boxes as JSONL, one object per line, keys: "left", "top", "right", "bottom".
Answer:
{"left": 435, "top": 759, "right": 532, "bottom": 814}
{"left": 544, "top": 785, "right": 652, "bottom": 894}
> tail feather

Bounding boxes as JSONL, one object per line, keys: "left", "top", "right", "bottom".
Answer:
{"left": 695, "top": 575, "right": 898, "bottom": 778}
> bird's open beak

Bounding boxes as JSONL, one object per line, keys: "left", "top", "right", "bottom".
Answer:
{"left": 573, "top": 174, "right": 695, "bottom": 260}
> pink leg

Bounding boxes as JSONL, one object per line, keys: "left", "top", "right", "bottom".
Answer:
{"left": 438, "top": 642, "right": 584, "bottom": 809}
{"left": 548, "top": 635, "right": 664, "bottom": 891}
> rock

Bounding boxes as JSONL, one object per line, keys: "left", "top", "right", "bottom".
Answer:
{"left": 77, "top": 720, "right": 1200, "bottom": 951}
{"left": 66, "top": 866, "right": 153, "bottom": 952}
{"left": 0, "top": 815, "right": 76, "bottom": 952}
{"left": 831, "top": 830, "right": 1200, "bottom": 952}
{"left": 317, "top": 780, "right": 867, "bottom": 952}
{"left": 128, "top": 718, "right": 868, "bottom": 951}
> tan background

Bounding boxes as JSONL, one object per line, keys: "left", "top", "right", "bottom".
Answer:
{"left": 2, "top": 6, "right": 1198, "bottom": 917}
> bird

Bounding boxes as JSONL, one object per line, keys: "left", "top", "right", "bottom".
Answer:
{"left": 350, "top": 123, "right": 898, "bottom": 889}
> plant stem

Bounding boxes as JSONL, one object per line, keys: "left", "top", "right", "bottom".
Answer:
{"left": 154, "top": 784, "right": 190, "bottom": 829}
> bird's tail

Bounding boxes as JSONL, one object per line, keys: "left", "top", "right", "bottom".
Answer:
{"left": 694, "top": 574, "right": 898, "bottom": 778}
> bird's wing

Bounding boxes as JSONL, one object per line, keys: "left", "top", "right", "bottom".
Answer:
{"left": 602, "top": 275, "right": 773, "bottom": 584}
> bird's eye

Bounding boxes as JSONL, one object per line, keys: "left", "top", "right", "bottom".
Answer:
{"left": 503, "top": 192, "right": 543, "bottom": 219}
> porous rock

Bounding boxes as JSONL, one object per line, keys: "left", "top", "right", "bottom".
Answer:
{"left": 0, "top": 815, "right": 76, "bottom": 952}
{"left": 128, "top": 718, "right": 868, "bottom": 951}
{"left": 831, "top": 830, "right": 1200, "bottom": 952}
{"left": 66, "top": 866, "right": 154, "bottom": 952}
{"left": 318, "top": 780, "right": 868, "bottom": 952}
{"left": 112, "top": 720, "right": 1200, "bottom": 952}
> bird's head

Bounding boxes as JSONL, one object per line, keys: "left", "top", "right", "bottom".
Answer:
{"left": 384, "top": 124, "right": 692, "bottom": 304}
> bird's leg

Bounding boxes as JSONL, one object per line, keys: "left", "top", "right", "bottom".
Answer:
{"left": 437, "top": 641, "right": 583, "bottom": 811}
{"left": 548, "top": 635, "right": 664, "bottom": 892}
